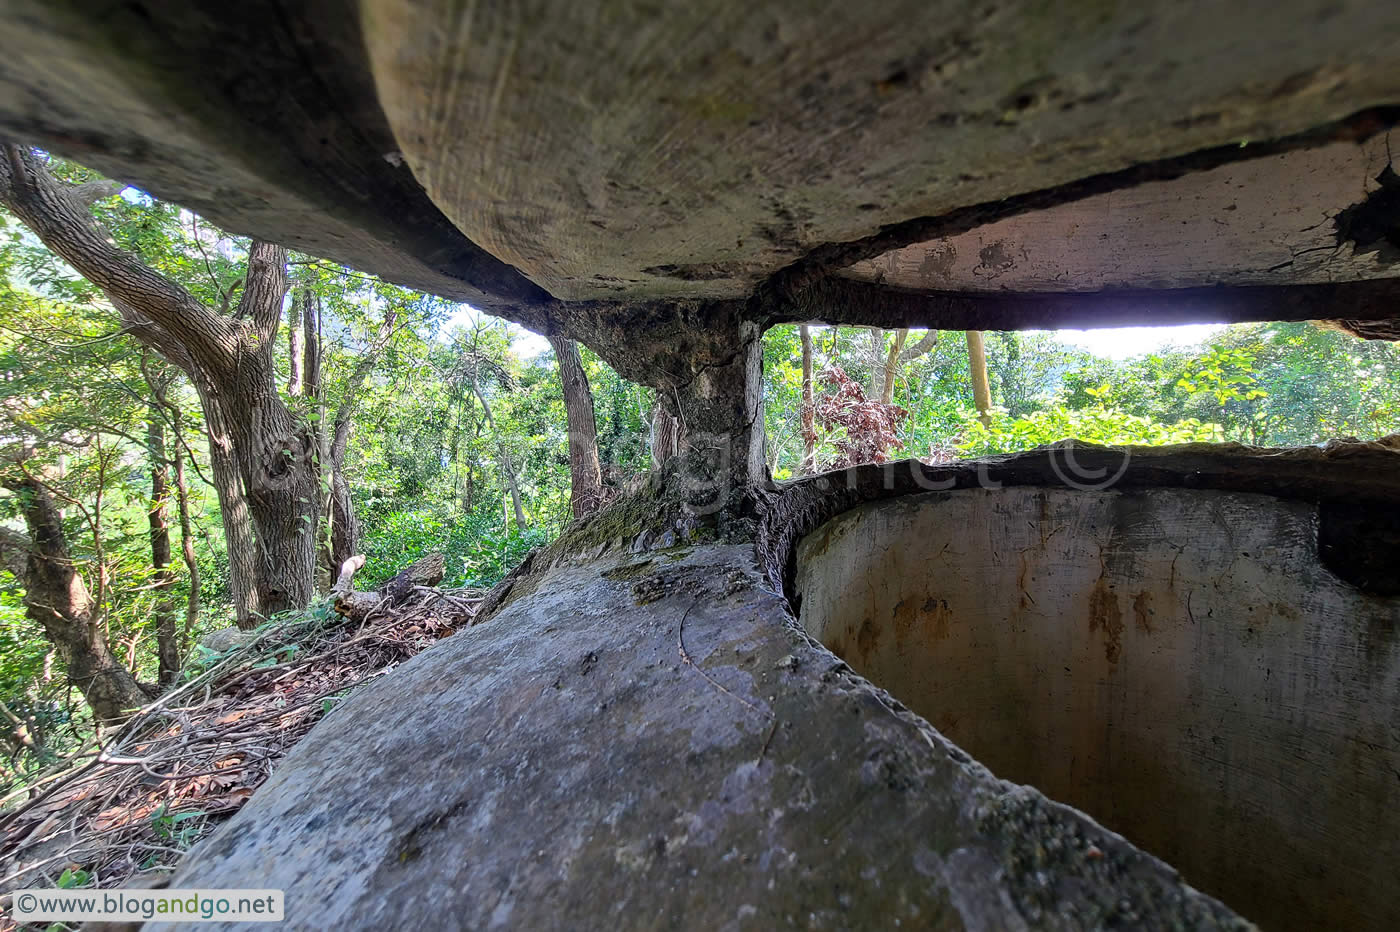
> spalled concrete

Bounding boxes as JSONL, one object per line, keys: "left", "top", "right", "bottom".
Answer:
{"left": 797, "top": 486, "right": 1400, "bottom": 932}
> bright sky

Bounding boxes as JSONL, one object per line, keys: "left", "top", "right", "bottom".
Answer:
{"left": 1050, "top": 323, "right": 1226, "bottom": 359}
{"left": 447, "top": 305, "right": 1227, "bottom": 365}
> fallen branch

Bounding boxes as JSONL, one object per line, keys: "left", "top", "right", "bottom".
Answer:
{"left": 0, "top": 581, "right": 474, "bottom": 893}
{"left": 333, "top": 553, "right": 445, "bottom": 622}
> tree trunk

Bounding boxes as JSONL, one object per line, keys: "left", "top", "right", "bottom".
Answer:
{"left": 880, "top": 329, "right": 908, "bottom": 405}
{"left": 303, "top": 288, "right": 321, "bottom": 402}
{"left": 203, "top": 399, "right": 263, "bottom": 627}
{"left": 503, "top": 457, "right": 527, "bottom": 531}
{"left": 146, "top": 417, "right": 181, "bottom": 687}
{"left": 966, "top": 330, "right": 993, "bottom": 427}
{"left": 470, "top": 369, "right": 527, "bottom": 531}
{"left": 322, "top": 305, "right": 397, "bottom": 569}
{"left": 547, "top": 335, "right": 605, "bottom": 518}
{"left": 4, "top": 475, "right": 151, "bottom": 725}
{"left": 170, "top": 414, "right": 201, "bottom": 647}
{"left": 799, "top": 325, "right": 817, "bottom": 474}
{"left": 867, "top": 328, "right": 885, "bottom": 397}
{"left": 882, "top": 329, "right": 938, "bottom": 405}
{"left": 650, "top": 404, "right": 682, "bottom": 468}
{"left": 287, "top": 289, "right": 304, "bottom": 396}
{"left": 0, "top": 148, "right": 319, "bottom": 630}
{"left": 146, "top": 363, "right": 201, "bottom": 646}
{"left": 326, "top": 409, "right": 361, "bottom": 572}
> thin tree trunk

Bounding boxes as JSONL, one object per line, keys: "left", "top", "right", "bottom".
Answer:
{"left": 287, "top": 289, "right": 304, "bottom": 396}
{"left": 470, "top": 371, "right": 527, "bottom": 531}
{"left": 880, "top": 329, "right": 909, "bottom": 405}
{"left": 966, "top": 330, "right": 993, "bottom": 427}
{"left": 169, "top": 412, "right": 200, "bottom": 647}
{"left": 326, "top": 406, "right": 360, "bottom": 571}
{"left": 867, "top": 328, "right": 885, "bottom": 397}
{"left": 547, "top": 335, "right": 604, "bottom": 518}
{"left": 146, "top": 418, "right": 180, "bottom": 687}
{"left": 322, "top": 305, "right": 397, "bottom": 566}
{"left": 800, "top": 324, "right": 816, "bottom": 474}
{"left": 303, "top": 288, "right": 321, "bottom": 401}
{"left": 503, "top": 458, "right": 527, "bottom": 531}
{"left": 881, "top": 329, "right": 938, "bottom": 406}
{"left": 4, "top": 474, "right": 151, "bottom": 725}
{"left": 145, "top": 363, "right": 201, "bottom": 646}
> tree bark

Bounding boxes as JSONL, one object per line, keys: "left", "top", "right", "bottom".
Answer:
{"left": 302, "top": 288, "right": 321, "bottom": 402}
{"left": 650, "top": 404, "right": 682, "bottom": 469}
{"left": 547, "top": 335, "right": 605, "bottom": 519}
{"left": 866, "top": 328, "right": 885, "bottom": 398}
{"left": 799, "top": 325, "right": 816, "bottom": 474}
{"left": 170, "top": 414, "right": 200, "bottom": 646}
{"left": 4, "top": 474, "right": 151, "bottom": 725}
{"left": 326, "top": 407, "right": 360, "bottom": 572}
{"left": 966, "top": 330, "right": 993, "bottom": 427}
{"left": 0, "top": 147, "right": 318, "bottom": 629}
{"left": 287, "top": 289, "right": 304, "bottom": 396}
{"left": 146, "top": 417, "right": 181, "bottom": 687}
{"left": 881, "top": 329, "right": 939, "bottom": 405}
{"left": 145, "top": 363, "right": 201, "bottom": 647}
{"left": 879, "top": 329, "right": 906, "bottom": 404}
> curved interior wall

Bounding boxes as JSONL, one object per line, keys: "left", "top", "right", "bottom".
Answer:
{"left": 795, "top": 487, "right": 1400, "bottom": 932}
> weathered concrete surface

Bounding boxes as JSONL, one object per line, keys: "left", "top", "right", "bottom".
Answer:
{"left": 362, "top": 0, "right": 1400, "bottom": 301}
{"left": 797, "top": 487, "right": 1400, "bottom": 932}
{"left": 2, "top": 1, "right": 1400, "bottom": 339}
{"left": 158, "top": 541, "right": 1249, "bottom": 931}
{"left": 843, "top": 139, "right": 1400, "bottom": 292}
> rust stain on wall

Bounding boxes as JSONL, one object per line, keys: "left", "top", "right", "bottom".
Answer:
{"left": 1089, "top": 578, "right": 1124, "bottom": 664}
{"left": 855, "top": 616, "right": 881, "bottom": 658}
{"left": 1133, "top": 591, "right": 1155, "bottom": 634}
{"left": 893, "top": 597, "right": 918, "bottom": 646}
{"left": 923, "top": 597, "right": 952, "bottom": 641}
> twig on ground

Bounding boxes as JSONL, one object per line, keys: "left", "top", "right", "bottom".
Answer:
{"left": 0, "top": 585, "right": 477, "bottom": 895}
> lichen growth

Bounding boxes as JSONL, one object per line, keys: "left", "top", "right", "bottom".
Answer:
{"left": 975, "top": 786, "right": 1255, "bottom": 930}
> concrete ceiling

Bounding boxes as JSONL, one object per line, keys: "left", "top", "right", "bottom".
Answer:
{"left": 1, "top": 0, "right": 1398, "bottom": 338}
{"left": 843, "top": 140, "right": 1400, "bottom": 293}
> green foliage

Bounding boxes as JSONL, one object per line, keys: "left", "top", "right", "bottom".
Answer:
{"left": 56, "top": 867, "right": 91, "bottom": 889}
{"left": 150, "top": 804, "right": 206, "bottom": 848}
{"left": 359, "top": 508, "right": 551, "bottom": 589}
{"left": 1176, "top": 346, "right": 1267, "bottom": 405}
{"left": 957, "top": 403, "right": 1221, "bottom": 456}
{"left": 762, "top": 321, "right": 1400, "bottom": 474}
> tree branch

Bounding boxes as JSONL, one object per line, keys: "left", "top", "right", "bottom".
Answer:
{"left": 898, "top": 330, "right": 938, "bottom": 364}
{"left": 0, "top": 526, "right": 30, "bottom": 577}
{"left": 0, "top": 145, "right": 239, "bottom": 375}
{"left": 69, "top": 179, "right": 126, "bottom": 206}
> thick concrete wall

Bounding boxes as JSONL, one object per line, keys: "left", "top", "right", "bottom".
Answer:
{"left": 796, "top": 487, "right": 1400, "bottom": 932}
